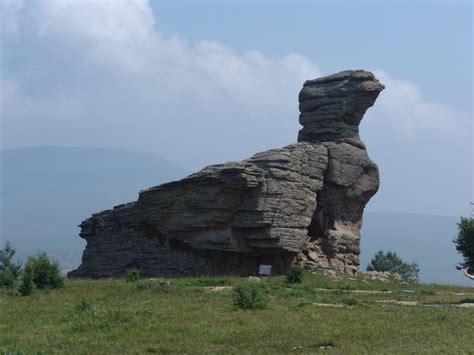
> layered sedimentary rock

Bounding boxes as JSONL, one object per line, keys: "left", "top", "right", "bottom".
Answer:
{"left": 69, "top": 70, "right": 384, "bottom": 278}
{"left": 298, "top": 70, "right": 384, "bottom": 142}
{"left": 296, "top": 70, "right": 383, "bottom": 274}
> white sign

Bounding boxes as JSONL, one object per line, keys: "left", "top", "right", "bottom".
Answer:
{"left": 259, "top": 264, "right": 272, "bottom": 276}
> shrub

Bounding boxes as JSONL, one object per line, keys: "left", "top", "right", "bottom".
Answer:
{"left": 286, "top": 265, "right": 304, "bottom": 284}
{"left": 367, "top": 250, "right": 419, "bottom": 282}
{"left": 453, "top": 217, "right": 474, "bottom": 273}
{"left": 24, "top": 253, "right": 64, "bottom": 289}
{"left": 0, "top": 265, "right": 18, "bottom": 288}
{"left": 0, "top": 241, "right": 22, "bottom": 287}
{"left": 420, "top": 289, "right": 435, "bottom": 296}
{"left": 125, "top": 268, "right": 141, "bottom": 282}
{"left": 18, "top": 270, "right": 35, "bottom": 296}
{"left": 342, "top": 296, "right": 360, "bottom": 306}
{"left": 232, "top": 284, "right": 268, "bottom": 310}
{"left": 0, "top": 241, "right": 17, "bottom": 270}
{"left": 458, "top": 297, "right": 474, "bottom": 304}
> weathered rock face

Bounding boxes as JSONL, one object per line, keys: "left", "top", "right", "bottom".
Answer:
{"left": 69, "top": 70, "right": 384, "bottom": 278}
{"left": 298, "top": 139, "right": 380, "bottom": 274}
{"left": 298, "top": 70, "right": 384, "bottom": 142}
{"left": 296, "top": 70, "right": 383, "bottom": 274}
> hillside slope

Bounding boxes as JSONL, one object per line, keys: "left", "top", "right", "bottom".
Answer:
{"left": 1, "top": 274, "right": 473, "bottom": 353}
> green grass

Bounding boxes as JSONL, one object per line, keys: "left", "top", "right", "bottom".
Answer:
{"left": 1, "top": 272, "right": 473, "bottom": 353}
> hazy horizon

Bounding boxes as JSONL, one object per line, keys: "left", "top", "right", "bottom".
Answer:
{"left": 2, "top": 144, "right": 470, "bottom": 220}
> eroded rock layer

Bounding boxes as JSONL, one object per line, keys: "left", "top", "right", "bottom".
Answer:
{"left": 69, "top": 70, "right": 384, "bottom": 278}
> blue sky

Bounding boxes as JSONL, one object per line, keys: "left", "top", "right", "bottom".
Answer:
{"left": 151, "top": 1, "right": 472, "bottom": 110}
{"left": 1, "top": 0, "right": 472, "bottom": 216}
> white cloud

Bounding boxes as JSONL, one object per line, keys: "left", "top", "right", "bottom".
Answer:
{"left": 1, "top": 0, "right": 470, "bottom": 216}
{"left": 1, "top": 0, "right": 323, "bottom": 168}
{"left": 364, "top": 70, "right": 467, "bottom": 139}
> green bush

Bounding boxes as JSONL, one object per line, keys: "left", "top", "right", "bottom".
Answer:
{"left": 0, "top": 241, "right": 22, "bottom": 287}
{"left": 453, "top": 217, "right": 474, "bottom": 273}
{"left": 0, "top": 265, "right": 18, "bottom": 288}
{"left": 125, "top": 268, "right": 141, "bottom": 282}
{"left": 341, "top": 296, "right": 360, "bottom": 306}
{"left": 458, "top": 297, "right": 474, "bottom": 304}
{"left": 232, "top": 284, "right": 268, "bottom": 310}
{"left": 367, "top": 250, "right": 419, "bottom": 282}
{"left": 24, "top": 253, "right": 64, "bottom": 289}
{"left": 420, "top": 289, "right": 435, "bottom": 296}
{"left": 286, "top": 265, "right": 304, "bottom": 284}
{"left": 18, "top": 270, "right": 35, "bottom": 296}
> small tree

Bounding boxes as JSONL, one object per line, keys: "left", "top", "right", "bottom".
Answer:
{"left": 18, "top": 270, "right": 35, "bottom": 296}
{"left": 367, "top": 250, "right": 419, "bottom": 282}
{"left": 453, "top": 217, "right": 474, "bottom": 273}
{"left": 233, "top": 284, "right": 268, "bottom": 310}
{"left": 24, "top": 253, "right": 64, "bottom": 289}
{"left": 286, "top": 266, "right": 304, "bottom": 284}
{"left": 125, "top": 268, "right": 141, "bottom": 283}
{"left": 0, "top": 241, "right": 22, "bottom": 287}
{"left": 0, "top": 265, "right": 17, "bottom": 288}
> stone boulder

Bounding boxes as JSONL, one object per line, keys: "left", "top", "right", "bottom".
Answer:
{"left": 69, "top": 69, "right": 384, "bottom": 278}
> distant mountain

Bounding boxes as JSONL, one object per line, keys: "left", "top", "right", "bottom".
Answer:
{"left": 0, "top": 146, "right": 188, "bottom": 272}
{"left": 361, "top": 212, "right": 469, "bottom": 286}
{"left": 0, "top": 147, "right": 469, "bottom": 286}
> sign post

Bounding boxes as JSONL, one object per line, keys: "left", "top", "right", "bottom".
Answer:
{"left": 259, "top": 264, "right": 272, "bottom": 277}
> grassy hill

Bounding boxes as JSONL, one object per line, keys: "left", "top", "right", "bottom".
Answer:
{"left": 1, "top": 272, "right": 473, "bottom": 353}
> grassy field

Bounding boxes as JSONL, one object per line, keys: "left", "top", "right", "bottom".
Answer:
{"left": 1, "top": 271, "right": 473, "bottom": 354}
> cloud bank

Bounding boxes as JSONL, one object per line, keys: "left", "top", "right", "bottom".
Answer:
{"left": 1, "top": 0, "right": 320, "bottom": 167}
{"left": 1, "top": 0, "right": 471, "bottom": 215}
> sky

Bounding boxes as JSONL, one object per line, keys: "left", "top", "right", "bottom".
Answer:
{"left": 0, "top": 0, "right": 472, "bottom": 217}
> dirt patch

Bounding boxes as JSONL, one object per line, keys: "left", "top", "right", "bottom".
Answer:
{"left": 313, "top": 303, "right": 352, "bottom": 308}
{"left": 203, "top": 286, "right": 234, "bottom": 292}
{"left": 376, "top": 300, "right": 419, "bottom": 306}
{"left": 314, "top": 288, "right": 392, "bottom": 295}
{"left": 376, "top": 300, "right": 474, "bottom": 308}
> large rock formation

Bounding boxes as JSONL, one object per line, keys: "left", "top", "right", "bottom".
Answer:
{"left": 69, "top": 70, "right": 384, "bottom": 278}
{"left": 296, "top": 70, "right": 383, "bottom": 273}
